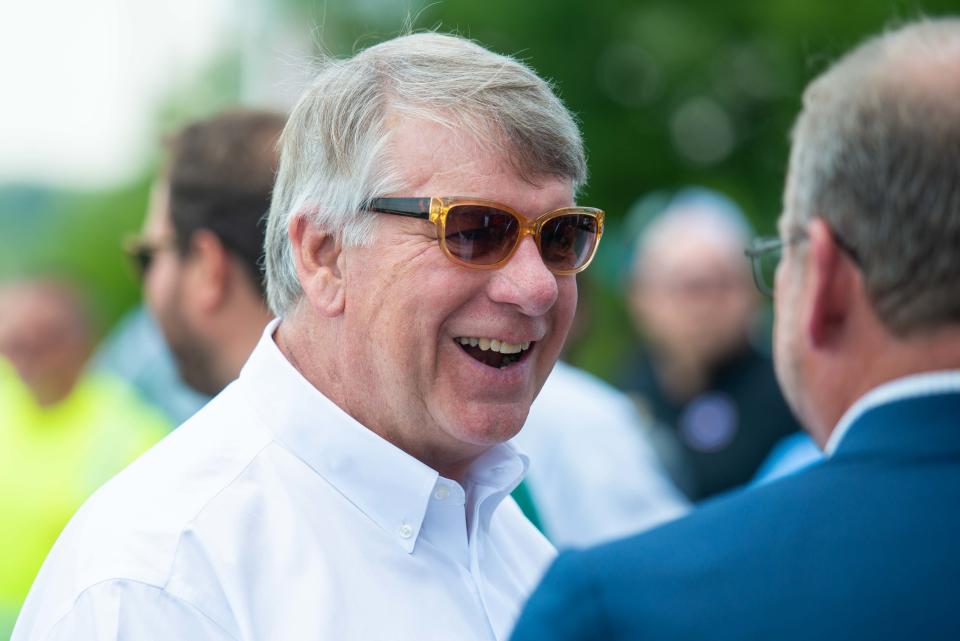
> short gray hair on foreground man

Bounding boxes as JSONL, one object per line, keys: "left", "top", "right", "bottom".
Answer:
{"left": 265, "top": 32, "right": 587, "bottom": 315}
{"left": 784, "top": 18, "right": 960, "bottom": 334}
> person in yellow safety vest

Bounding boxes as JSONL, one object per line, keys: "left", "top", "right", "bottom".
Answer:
{"left": 0, "top": 280, "right": 168, "bottom": 638}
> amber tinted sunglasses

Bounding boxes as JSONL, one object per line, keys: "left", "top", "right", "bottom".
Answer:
{"left": 365, "top": 197, "right": 604, "bottom": 274}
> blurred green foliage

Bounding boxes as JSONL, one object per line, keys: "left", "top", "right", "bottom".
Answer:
{"left": 2, "top": 0, "right": 957, "bottom": 377}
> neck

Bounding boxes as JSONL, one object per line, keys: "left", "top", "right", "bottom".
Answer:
{"left": 209, "top": 293, "right": 273, "bottom": 391}
{"left": 275, "top": 311, "right": 482, "bottom": 485}
{"left": 812, "top": 325, "right": 960, "bottom": 445}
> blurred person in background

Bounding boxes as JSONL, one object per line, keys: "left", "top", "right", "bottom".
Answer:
{"left": 93, "top": 110, "right": 285, "bottom": 428}
{"left": 621, "top": 188, "right": 799, "bottom": 499}
{"left": 128, "top": 108, "right": 282, "bottom": 397}
{"left": 0, "top": 279, "right": 167, "bottom": 638}
{"left": 512, "top": 17, "right": 960, "bottom": 641}
{"left": 14, "top": 33, "right": 602, "bottom": 640}
{"left": 514, "top": 282, "right": 689, "bottom": 547}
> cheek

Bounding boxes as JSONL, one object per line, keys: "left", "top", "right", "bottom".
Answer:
{"left": 772, "top": 279, "right": 801, "bottom": 374}
{"left": 554, "top": 278, "right": 578, "bottom": 337}
{"left": 714, "top": 291, "right": 755, "bottom": 332}
{"left": 144, "top": 261, "right": 176, "bottom": 313}
{"left": 345, "top": 273, "right": 444, "bottom": 383}
{"left": 143, "top": 274, "right": 166, "bottom": 320}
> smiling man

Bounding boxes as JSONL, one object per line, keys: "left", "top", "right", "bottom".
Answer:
{"left": 13, "top": 33, "right": 601, "bottom": 641}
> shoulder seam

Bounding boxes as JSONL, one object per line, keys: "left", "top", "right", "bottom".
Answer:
{"left": 161, "top": 438, "right": 276, "bottom": 589}
{"left": 43, "top": 577, "right": 241, "bottom": 641}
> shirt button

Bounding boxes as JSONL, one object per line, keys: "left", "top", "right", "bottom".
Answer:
{"left": 399, "top": 524, "right": 413, "bottom": 539}
{"left": 434, "top": 485, "right": 450, "bottom": 501}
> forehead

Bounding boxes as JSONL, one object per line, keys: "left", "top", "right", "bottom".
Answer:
{"left": 387, "top": 117, "right": 574, "bottom": 214}
{"left": 638, "top": 212, "right": 747, "bottom": 274}
{"left": 643, "top": 233, "right": 745, "bottom": 279}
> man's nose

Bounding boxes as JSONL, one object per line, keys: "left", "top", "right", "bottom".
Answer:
{"left": 486, "top": 237, "right": 559, "bottom": 316}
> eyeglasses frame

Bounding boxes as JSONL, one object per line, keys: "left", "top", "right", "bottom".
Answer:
{"left": 365, "top": 196, "right": 605, "bottom": 275}
{"left": 122, "top": 235, "right": 178, "bottom": 278}
{"left": 744, "top": 222, "right": 861, "bottom": 297}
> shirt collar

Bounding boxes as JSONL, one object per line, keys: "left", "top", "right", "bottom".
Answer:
{"left": 825, "top": 369, "right": 960, "bottom": 456}
{"left": 237, "top": 319, "right": 526, "bottom": 553}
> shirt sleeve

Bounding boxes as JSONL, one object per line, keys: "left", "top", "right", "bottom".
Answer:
{"left": 509, "top": 551, "right": 611, "bottom": 641}
{"left": 27, "top": 580, "right": 238, "bottom": 641}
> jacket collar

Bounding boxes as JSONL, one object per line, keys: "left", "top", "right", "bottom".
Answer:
{"left": 831, "top": 382, "right": 960, "bottom": 461}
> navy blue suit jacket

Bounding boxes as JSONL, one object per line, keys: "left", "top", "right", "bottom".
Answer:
{"left": 511, "top": 392, "right": 960, "bottom": 641}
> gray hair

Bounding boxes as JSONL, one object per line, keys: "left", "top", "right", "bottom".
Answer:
{"left": 785, "top": 18, "right": 960, "bottom": 335}
{"left": 264, "top": 32, "right": 587, "bottom": 315}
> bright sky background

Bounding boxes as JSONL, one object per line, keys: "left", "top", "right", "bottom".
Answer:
{"left": 0, "top": 0, "right": 234, "bottom": 188}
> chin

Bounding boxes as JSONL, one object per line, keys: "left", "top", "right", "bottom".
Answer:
{"left": 445, "top": 401, "right": 529, "bottom": 448}
{"left": 176, "top": 357, "right": 219, "bottom": 397}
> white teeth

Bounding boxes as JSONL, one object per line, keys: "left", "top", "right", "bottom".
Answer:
{"left": 499, "top": 342, "right": 521, "bottom": 354}
{"left": 456, "top": 337, "right": 533, "bottom": 354}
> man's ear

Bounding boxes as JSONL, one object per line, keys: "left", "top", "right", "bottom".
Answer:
{"left": 289, "top": 214, "right": 345, "bottom": 317}
{"left": 805, "top": 218, "right": 856, "bottom": 348}
{"left": 185, "top": 229, "right": 230, "bottom": 313}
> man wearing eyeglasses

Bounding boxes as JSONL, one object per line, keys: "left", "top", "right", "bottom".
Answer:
{"left": 14, "top": 33, "right": 601, "bottom": 641}
{"left": 511, "top": 17, "right": 960, "bottom": 641}
{"left": 128, "top": 109, "right": 282, "bottom": 398}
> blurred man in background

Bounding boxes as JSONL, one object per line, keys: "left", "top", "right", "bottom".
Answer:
{"left": 622, "top": 188, "right": 799, "bottom": 499}
{"left": 93, "top": 110, "right": 284, "bottom": 429}
{"left": 129, "top": 108, "right": 283, "bottom": 396}
{"left": 513, "top": 17, "right": 960, "bottom": 641}
{"left": 0, "top": 279, "right": 167, "bottom": 637}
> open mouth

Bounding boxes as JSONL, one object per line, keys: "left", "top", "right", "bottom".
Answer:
{"left": 456, "top": 336, "right": 533, "bottom": 369}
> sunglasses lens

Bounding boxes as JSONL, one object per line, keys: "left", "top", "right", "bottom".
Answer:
{"left": 444, "top": 205, "right": 520, "bottom": 265}
{"left": 539, "top": 213, "right": 599, "bottom": 272}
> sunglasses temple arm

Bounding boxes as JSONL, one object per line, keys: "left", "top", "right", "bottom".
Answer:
{"left": 365, "top": 197, "right": 432, "bottom": 220}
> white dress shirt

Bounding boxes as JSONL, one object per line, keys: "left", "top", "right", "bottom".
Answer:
{"left": 511, "top": 361, "right": 688, "bottom": 548}
{"left": 13, "top": 320, "right": 555, "bottom": 641}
